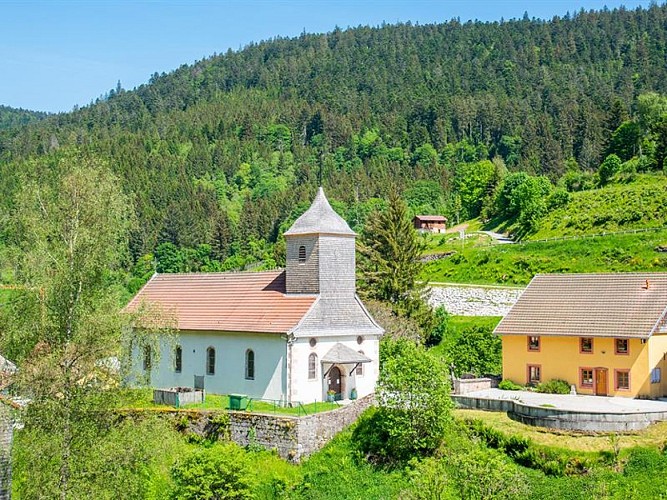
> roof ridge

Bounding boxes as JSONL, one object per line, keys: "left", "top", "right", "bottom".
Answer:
{"left": 155, "top": 269, "right": 285, "bottom": 277}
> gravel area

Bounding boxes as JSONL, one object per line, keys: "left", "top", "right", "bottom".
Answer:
{"left": 428, "top": 285, "right": 524, "bottom": 316}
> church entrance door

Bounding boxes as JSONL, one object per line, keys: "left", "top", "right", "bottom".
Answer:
{"left": 328, "top": 366, "right": 342, "bottom": 398}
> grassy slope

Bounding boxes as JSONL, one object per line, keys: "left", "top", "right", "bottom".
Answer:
{"left": 422, "top": 228, "right": 667, "bottom": 286}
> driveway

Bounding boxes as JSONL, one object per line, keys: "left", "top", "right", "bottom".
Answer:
{"left": 463, "top": 388, "right": 667, "bottom": 414}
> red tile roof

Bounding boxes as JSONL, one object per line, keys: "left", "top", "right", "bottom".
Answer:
{"left": 125, "top": 271, "right": 316, "bottom": 334}
{"left": 495, "top": 273, "right": 667, "bottom": 339}
{"left": 414, "top": 215, "right": 447, "bottom": 222}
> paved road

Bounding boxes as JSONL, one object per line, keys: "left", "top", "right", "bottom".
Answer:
{"left": 480, "top": 230, "right": 514, "bottom": 244}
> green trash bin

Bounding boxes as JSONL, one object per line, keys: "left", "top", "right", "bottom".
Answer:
{"left": 229, "top": 394, "right": 249, "bottom": 410}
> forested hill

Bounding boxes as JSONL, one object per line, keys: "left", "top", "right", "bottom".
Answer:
{"left": 0, "top": 105, "right": 47, "bottom": 130}
{"left": 1, "top": 4, "right": 667, "bottom": 269}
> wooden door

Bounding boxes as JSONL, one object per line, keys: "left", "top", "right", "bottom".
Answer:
{"left": 594, "top": 368, "right": 608, "bottom": 396}
{"left": 328, "top": 366, "right": 341, "bottom": 396}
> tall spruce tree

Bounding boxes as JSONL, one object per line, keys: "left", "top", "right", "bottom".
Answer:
{"left": 357, "top": 190, "right": 431, "bottom": 328}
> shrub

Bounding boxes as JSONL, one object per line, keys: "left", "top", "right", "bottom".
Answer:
{"left": 448, "top": 326, "right": 501, "bottom": 377}
{"left": 536, "top": 379, "right": 571, "bottom": 394}
{"left": 498, "top": 379, "right": 522, "bottom": 391}
{"left": 170, "top": 443, "right": 254, "bottom": 499}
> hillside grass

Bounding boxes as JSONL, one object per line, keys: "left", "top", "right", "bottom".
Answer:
{"left": 530, "top": 175, "right": 667, "bottom": 240}
{"left": 422, "top": 228, "right": 667, "bottom": 286}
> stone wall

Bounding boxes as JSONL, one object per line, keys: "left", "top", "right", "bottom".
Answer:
{"left": 428, "top": 285, "right": 523, "bottom": 316}
{"left": 453, "top": 377, "right": 498, "bottom": 395}
{"left": 230, "top": 394, "right": 374, "bottom": 462}
{"left": 0, "top": 406, "right": 12, "bottom": 500}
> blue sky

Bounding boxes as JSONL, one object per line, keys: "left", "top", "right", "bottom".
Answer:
{"left": 0, "top": 0, "right": 655, "bottom": 113}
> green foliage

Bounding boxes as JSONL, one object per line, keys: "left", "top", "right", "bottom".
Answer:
{"left": 498, "top": 379, "right": 523, "bottom": 391}
{"left": 599, "top": 154, "right": 622, "bottom": 186}
{"left": 536, "top": 379, "right": 571, "bottom": 394}
{"left": 354, "top": 339, "right": 452, "bottom": 463}
{"left": 447, "top": 325, "right": 501, "bottom": 377}
{"left": 170, "top": 442, "right": 254, "bottom": 500}
{"left": 454, "top": 160, "right": 497, "bottom": 219}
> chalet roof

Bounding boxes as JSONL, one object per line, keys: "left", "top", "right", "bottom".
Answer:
{"left": 321, "top": 343, "right": 372, "bottom": 364}
{"left": 414, "top": 215, "right": 447, "bottom": 222}
{"left": 124, "top": 271, "right": 316, "bottom": 334}
{"left": 284, "top": 187, "right": 356, "bottom": 237}
{"left": 494, "top": 273, "right": 667, "bottom": 339}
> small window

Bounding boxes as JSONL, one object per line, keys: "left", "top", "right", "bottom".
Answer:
{"left": 651, "top": 367, "right": 661, "bottom": 384}
{"left": 616, "top": 370, "right": 630, "bottom": 390}
{"left": 527, "top": 336, "right": 540, "bottom": 352}
{"left": 175, "top": 346, "right": 182, "bottom": 373}
{"left": 206, "top": 347, "right": 216, "bottom": 375}
{"left": 615, "top": 339, "right": 629, "bottom": 355}
{"left": 308, "top": 353, "right": 317, "bottom": 380}
{"left": 309, "top": 337, "right": 317, "bottom": 348}
{"left": 298, "top": 245, "right": 306, "bottom": 263}
{"left": 143, "top": 345, "right": 152, "bottom": 371}
{"left": 527, "top": 365, "right": 541, "bottom": 384}
{"left": 580, "top": 368, "right": 593, "bottom": 387}
{"left": 245, "top": 349, "right": 255, "bottom": 380}
{"left": 580, "top": 338, "right": 593, "bottom": 353}
{"left": 356, "top": 351, "right": 364, "bottom": 376}
{"left": 356, "top": 336, "right": 363, "bottom": 345}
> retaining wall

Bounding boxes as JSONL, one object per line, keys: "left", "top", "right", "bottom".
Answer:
{"left": 0, "top": 406, "right": 12, "bottom": 500}
{"left": 230, "top": 394, "right": 374, "bottom": 461}
{"left": 453, "top": 394, "right": 667, "bottom": 432}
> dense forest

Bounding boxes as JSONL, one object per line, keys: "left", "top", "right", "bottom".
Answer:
{"left": 1, "top": 4, "right": 667, "bottom": 273}
{"left": 0, "top": 105, "right": 47, "bottom": 131}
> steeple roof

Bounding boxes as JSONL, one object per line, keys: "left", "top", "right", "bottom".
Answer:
{"left": 284, "top": 187, "right": 356, "bottom": 237}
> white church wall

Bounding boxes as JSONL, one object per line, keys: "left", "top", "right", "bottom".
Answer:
{"left": 139, "top": 331, "right": 287, "bottom": 402}
{"left": 290, "top": 335, "right": 380, "bottom": 403}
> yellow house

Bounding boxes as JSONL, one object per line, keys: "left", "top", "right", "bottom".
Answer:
{"left": 495, "top": 273, "right": 667, "bottom": 398}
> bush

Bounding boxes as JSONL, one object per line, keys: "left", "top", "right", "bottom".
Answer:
{"left": 448, "top": 326, "right": 501, "bottom": 377}
{"left": 498, "top": 379, "right": 522, "bottom": 391}
{"left": 536, "top": 379, "right": 571, "bottom": 394}
{"left": 170, "top": 443, "right": 254, "bottom": 499}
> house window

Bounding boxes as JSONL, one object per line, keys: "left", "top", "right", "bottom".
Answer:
{"left": 298, "top": 245, "right": 306, "bottom": 263}
{"left": 651, "top": 367, "right": 661, "bottom": 384}
{"left": 206, "top": 347, "right": 216, "bottom": 375}
{"left": 356, "top": 351, "right": 364, "bottom": 376}
{"left": 615, "top": 339, "right": 629, "bottom": 355}
{"left": 527, "top": 336, "right": 540, "bottom": 352}
{"left": 580, "top": 338, "right": 593, "bottom": 354}
{"left": 308, "top": 353, "right": 317, "bottom": 380}
{"left": 580, "top": 368, "right": 593, "bottom": 387}
{"left": 245, "top": 349, "right": 255, "bottom": 380}
{"left": 527, "top": 365, "right": 541, "bottom": 385}
{"left": 175, "top": 346, "right": 182, "bottom": 373}
{"left": 143, "top": 346, "right": 152, "bottom": 371}
{"left": 615, "top": 370, "right": 630, "bottom": 391}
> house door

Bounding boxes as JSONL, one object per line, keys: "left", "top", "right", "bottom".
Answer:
{"left": 328, "top": 366, "right": 342, "bottom": 396}
{"left": 594, "top": 368, "right": 608, "bottom": 396}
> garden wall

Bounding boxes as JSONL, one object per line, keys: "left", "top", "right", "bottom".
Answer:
{"left": 229, "top": 394, "right": 374, "bottom": 462}
{"left": 0, "top": 406, "right": 12, "bottom": 500}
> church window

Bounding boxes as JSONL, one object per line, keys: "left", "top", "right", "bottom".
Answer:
{"left": 298, "top": 245, "right": 306, "bottom": 263}
{"left": 308, "top": 353, "right": 318, "bottom": 379}
{"left": 356, "top": 351, "right": 364, "bottom": 376}
{"left": 175, "top": 346, "right": 182, "bottom": 373}
{"left": 245, "top": 349, "right": 255, "bottom": 380}
{"left": 357, "top": 336, "right": 363, "bottom": 345}
{"left": 309, "top": 337, "right": 317, "bottom": 347}
{"left": 206, "top": 347, "right": 216, "bottom": 375}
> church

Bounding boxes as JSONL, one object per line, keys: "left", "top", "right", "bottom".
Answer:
{"left": 126, "top": 188, "right": 384, "bottom": 404}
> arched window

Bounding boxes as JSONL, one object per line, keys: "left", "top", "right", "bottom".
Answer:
{"left": 356, "top": 351, "right": 364, "bottom": 376}
{"left": 143, "top": 345, "right": 152, "bottom": 371}
{"left": 174, "top": 346, "right": 182, "bottom": 373}
{"left": 206, "top": 347, "right": 216, "bottom": 375}
{"left": 308, "top": 353, "right": 318, "bottom": 379}
{"left": 298, "top": 245, "right": 306, "bottom": 263}
{"left": 245, "top": 349, "right": 255, "bottom": 380}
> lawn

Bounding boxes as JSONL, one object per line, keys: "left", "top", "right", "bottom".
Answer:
{"left": 118, "top": 388, "right": 340, "bottom": 416}
{"left": 454, "top": 409, "right": 667, "bottom": 453}
{"left": 422, "top": 228, "right": 667, "bottom": 286}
